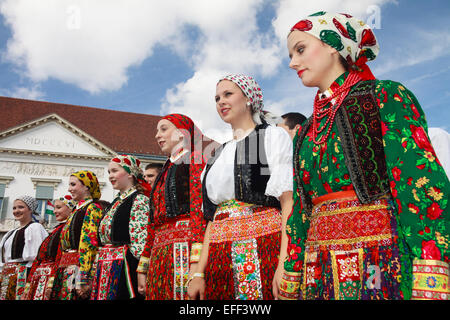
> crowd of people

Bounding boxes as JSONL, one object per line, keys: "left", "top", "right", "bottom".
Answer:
{"left": 0, "top": 11, "right": 448, "bottom": 301}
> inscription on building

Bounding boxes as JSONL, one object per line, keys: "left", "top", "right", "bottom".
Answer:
{"left": 0, "top": 161, "right": 105, "bottom": 178}
{"left": 25, "top": 136, "right": 77, "bottom": 149}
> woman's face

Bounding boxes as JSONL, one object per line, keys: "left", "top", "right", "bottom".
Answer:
{"left": 13, "top": 200, "right": 33, "bottom": 224}
{"left": 53, "top": 200, "right": 72, "bottom": 222}
{"left": 215, "top": 80, "right": 250, "bottom": 125}
{"left": 68, "top": 176, "right": 90, "bottom": 202}
{"left": 287, "top": 30, "right": 341, "bottom": 91}
{"left": 155, "top": 119, "right": 184, "bottom": 155}
{"left": 108, "top": 161, "right": 134, "bottom": 192}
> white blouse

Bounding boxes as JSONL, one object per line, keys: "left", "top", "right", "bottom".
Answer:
{"left": 202, "top": 125, "right": 293, "bottom": 205}
{"left": 0, "top": 223, "right": 48, "bottom": 270}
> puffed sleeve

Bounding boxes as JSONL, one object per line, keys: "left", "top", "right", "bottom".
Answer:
{"left": 377, "top": 80, "right": 450, "bottom": 300}
{"left": 77, "top": 202, "right": 103, "bottom": 286}
{"left": 137, "top": 210, "right": 156, "bottom": 274}
{"left": 279, "top": 129, "right": 309, "bottom": 300}
{"left": 265, "top": 126, "right": 294, "bottom": 198}
{"left": 129, "top": 194, "right": 150, "bottom": 259}
{"left": 22, "top": 223, "right": 48, "bottom": 263}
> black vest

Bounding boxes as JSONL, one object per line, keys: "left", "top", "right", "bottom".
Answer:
{"left": 203, "top": 123, "right": 281, "bottom": 221}
{"left": 2, "top": 221, "right": 36, "bottom": 261}
{"left": 68, "top": 203, "right": 97, "bottom": 250}
{"left": 150, "top": 156, "right": 191, "bottom": 222}
{"left": 46, "top": 223, "right": 65, "bottom": 261}
{"left": 295, "top": 80, "right": 390, "bottom": 216}
{"left": 99, "top": 191, "right": 139, "bottom": 246}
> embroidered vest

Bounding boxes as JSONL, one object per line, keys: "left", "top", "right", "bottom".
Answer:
{"left": 108, "top": 191, "right": 139, "bottom": 246}
{"left": 149, "top": 157, "right": 191, "bottom": 222}
{"left": 68, "top": 203, "right": 92, "bottom": 250}
{"left": 295, "top": 80, "right": 390, "bottom": 216}
{"left": 3, "top": 221, "right": 35, "bottom": 261}
{"left": 46, "top": 223, "right": 65, "bottom": 260}
{"left": 203, "top": 123, "right": 281, "bottom": 221}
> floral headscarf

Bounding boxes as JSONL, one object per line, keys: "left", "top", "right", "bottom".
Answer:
{"left": 56, "top": 194, "right": 76, "bottom": 211}
{"left": 111, "top": 154, "right": 152, "bottom": 196}
{"left": 71, "top": 170, "right": 101, "bottom": 200}
{"left": 111, "top": 154, "right": 143, "bottom": 179}
{"left": 290, "top": 11, "right": 379, "bottom": 80}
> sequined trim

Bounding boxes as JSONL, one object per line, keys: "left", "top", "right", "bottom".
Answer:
{"left": 190, "top": 243, "right": 202, "bottom": 263}
{"left": 151, "top": 219, "right": 191, "bottom": 251}
{"left": 0, "top": 262, "right": 28, "bottom": 300}
{"left": 412, "top": 259, "right": 449, "bottom": 300}
{"left": 306, "top": 196, "right": 392, "bottom": 249}
{"left": 90, "top": 245, "right": 135, "bottom": 300}
{"left": 173, "top": 242, "right": 189, "bottom": 300}
{"left": 330, "top": 249, "right": 364, "bottom": 300}
{"left": 231, "top": 239, "right": 263, "bottom": 300}
{"left": 210, "top": 202, "right": 281, "bottom": 243}
{"left": 279, "top": 271, "right": 302, "bottom": 300}
{"left": 28, "top": 261, "right": 57, "bottom": 300}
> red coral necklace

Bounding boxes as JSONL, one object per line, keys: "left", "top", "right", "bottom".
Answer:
{"left": 312, "top": 72, "right": 362, "bottom": 145}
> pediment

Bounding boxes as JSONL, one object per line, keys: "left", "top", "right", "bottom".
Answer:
{"left": 0, "top": 113, "right": 116, "bottom": 158}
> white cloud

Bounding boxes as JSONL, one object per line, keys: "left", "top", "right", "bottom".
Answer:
{"left": 0, "top": 0, "right": 396, "bottom": 142}
{"left": 0, "top": 84, "right": 44, "bottom": 100}
{"left": 272, "top": 0, "right": 394, "bottom": 43}
{"left": 372, "top": 29, "right": 450, "bottom": 76}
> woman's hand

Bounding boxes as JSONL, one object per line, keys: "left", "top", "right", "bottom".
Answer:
{"left": 187, "top": 276, "right": 205, "bottom": 300}
{"left": 76, "top": 284, "right": 91, "bottom": 299}
{"left": 272, "top": 264, "right": 284, "bottom": 300}
{"left": 137, "top": 272, "right": 147, "bottom": 296}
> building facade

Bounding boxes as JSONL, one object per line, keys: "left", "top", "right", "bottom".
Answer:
{"left": 0, "top": 96, "right": 166, "bottom": 235}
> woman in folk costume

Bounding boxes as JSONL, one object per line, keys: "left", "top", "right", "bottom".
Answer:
{"left": 25, "top": 195, "right": 75, "bottom": 300}
{"left": 136, "top": 114, "right": 208, "bottom": 300}
{"left": 52, "top": 170, "right": 103, "bottom": 300}
{"left": 187, "top": 74, "right": 293, "bottom": 300}
{"left": 280, "top": 12, "right": 449, "bottom": 300}
{"left": 90, "top": 155, "right": 150, "bottom": 300}
{"left": 0, "top": 196, "right": 48, "bottom": 300}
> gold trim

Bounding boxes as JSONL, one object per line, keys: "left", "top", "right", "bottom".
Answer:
{"left": 311, "top": 203, "right": 388, "bottom": 218}
{"left": 306, "top": 233, "right": 392, "bottom": 247}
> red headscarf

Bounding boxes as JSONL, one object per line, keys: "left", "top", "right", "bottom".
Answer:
{"left": 162, "top": 113, "right": 206, "bottom": 164}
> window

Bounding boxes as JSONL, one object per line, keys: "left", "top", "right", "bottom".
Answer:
{"left": 31, "top": 178, "right": 61, "bottom": 229}
{"left": 35, "top": 185, "right": 56, "bottom": 227}
{"left": 0, "top": 183, "right": 8, "bottom": 222}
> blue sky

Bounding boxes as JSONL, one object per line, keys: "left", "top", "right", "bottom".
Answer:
{"left": 0, "top": 0, "right": 449, "bottom": 142}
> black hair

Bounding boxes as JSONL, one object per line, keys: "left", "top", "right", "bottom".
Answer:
{"left": 281, "top": 112, "right": 307, "bottom": 130}
{"left": 145, "top": 163, "right": 163, "bottom": 173}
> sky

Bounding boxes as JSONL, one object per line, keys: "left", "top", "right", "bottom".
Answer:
{"left": 0, "top": 0, "right": 449, "bottom": 143}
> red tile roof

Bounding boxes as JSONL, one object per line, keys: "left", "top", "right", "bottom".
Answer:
{"left": 0, "top": 96, "right": 165, "bottom": 157}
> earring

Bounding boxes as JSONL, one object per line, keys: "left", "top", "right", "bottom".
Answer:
{"left": 246, "top": 101, "right": 251, "bottom": 107}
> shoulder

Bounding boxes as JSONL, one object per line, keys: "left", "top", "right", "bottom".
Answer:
{"left": 134, "top": 193, "right": 149, "bottom": 203}
{"left": 26, "top": 223, "right": 48, "bottom": 236}
{"left": 375, "top": 80, "right": 419, "bottom": 102}
{"left": 264, "top": 125, "right": 292, "bottom": 150}
{"left": 265, "top": 124, "right": 291, "bottom": 140}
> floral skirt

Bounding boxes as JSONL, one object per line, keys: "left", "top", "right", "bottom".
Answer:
{"left": 90, "top": 244, "right": 140, "bottom": 300}
{"left": 0, "top": 262, "right": 28, "bottom": 300}
{"left": 204, "top": 199, "right": 282, "bottom": 300}
{"left": 146, "top": 217, "right": 192, "bottom": 300}
{"left": 302, "top": 191, "right": 409, "bottom": 300}
{"left": 51, "top": 250, "right": 80, "bottom": 300}
{"left": 27, "top": 261, "right": 58, "bottom": 300}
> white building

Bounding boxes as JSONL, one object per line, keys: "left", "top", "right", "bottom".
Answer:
{"left": 0, "top": 96, "right": 166, "bottom": 235}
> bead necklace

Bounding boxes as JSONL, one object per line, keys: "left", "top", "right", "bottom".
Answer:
{"left": 312, "top": 72, "right": 362, "bottom": 145}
